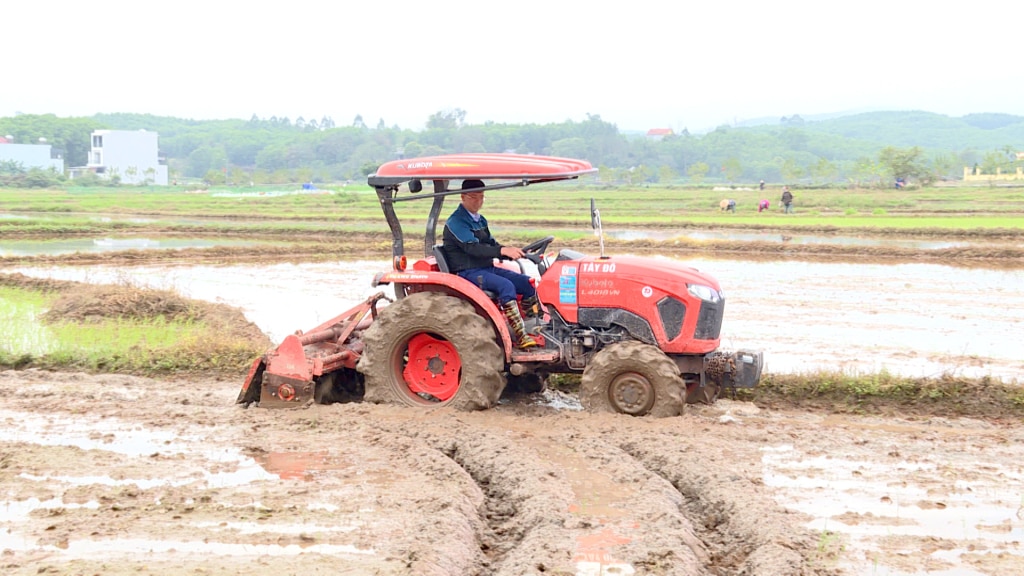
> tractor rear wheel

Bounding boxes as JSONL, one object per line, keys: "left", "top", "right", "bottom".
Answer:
{"left": 357, "top": 291, "right": 506, "bottom": 411}
{"left": 580, "top": 341, "right": 686, "bottom": 417}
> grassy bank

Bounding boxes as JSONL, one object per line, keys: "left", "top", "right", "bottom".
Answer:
{"left": 744, "top": 371, "right": 1024, "bottom": 421}
{"left": 0, "top": 276, "right": 270, "bottom": 376}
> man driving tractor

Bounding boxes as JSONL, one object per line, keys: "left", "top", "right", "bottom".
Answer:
{"left": 442, "top": 179, "right": 540, "bottom": 349}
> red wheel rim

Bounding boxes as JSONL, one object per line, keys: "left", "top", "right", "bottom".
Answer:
{"left": 403, "top": 333, "right": 461, "bottom": 401}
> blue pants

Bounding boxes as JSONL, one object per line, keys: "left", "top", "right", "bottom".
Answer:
{"left": 458, "top": 266, "right": 535, "bottom": 305}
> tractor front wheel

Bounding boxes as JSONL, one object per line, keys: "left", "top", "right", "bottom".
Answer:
{"left": 580, "top": 341, "right": 686, "bottom": 417}
{"left": 357, "top": 291, "right": 506, "bottom": 411}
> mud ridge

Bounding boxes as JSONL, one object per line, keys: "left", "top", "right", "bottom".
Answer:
{"left": 4, "top": 234, "right": 1023, "bottom": 269}
{"left": 619, "top": 433, "right": 839, "bottom": 576}
{"left": 545, "top": 430, "right": 709, "bottom": 574}
{"left": 424, "top": 421, "right": 578, "bottom": 575}
{"left": 358, "top": 428, "right": 489, "bottom": 576}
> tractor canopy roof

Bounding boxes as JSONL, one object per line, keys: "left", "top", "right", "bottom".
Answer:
{"left": 367, "top": 153, "right": 596, "bottom": 188}
{"left": 368, "top": 154, "right": 595, "bottom": 264}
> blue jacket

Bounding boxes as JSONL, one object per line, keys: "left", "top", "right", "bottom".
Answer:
{"left": 442, "top": 203, "right": 502, "bottom": 273}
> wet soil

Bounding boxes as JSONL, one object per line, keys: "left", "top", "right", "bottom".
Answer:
{"left": 2, "top": 370, "right": 1021, "bottom": 576}
{"left": 1, "top": 231, "right": 1023, "bottom": 575}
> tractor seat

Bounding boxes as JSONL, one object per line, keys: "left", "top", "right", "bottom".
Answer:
{"left": 432, "top": 245, "right": 451, "bottom": 273}
{"left": 432, "top": 245, "right": 498, "bottom": 300}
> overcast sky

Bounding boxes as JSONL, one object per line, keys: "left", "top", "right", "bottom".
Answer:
{"left": 5, "top": 1, "right": 1022, "bottom": 132}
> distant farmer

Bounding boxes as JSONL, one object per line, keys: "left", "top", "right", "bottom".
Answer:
{"left": 759, "top": 180, "right": 765, "bottom": 191}
{"left": 719, "top": 198, "right": 736, "bottom": 213}
{"left": 758, "top": 199, "right": 770, "bottom": 212}
{"left": 781, "top": 186, "right": 794, "bottom": 214}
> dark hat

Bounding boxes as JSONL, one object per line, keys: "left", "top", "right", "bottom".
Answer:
{"left": 461, "top": 179, "right": 485, "bottom": 192}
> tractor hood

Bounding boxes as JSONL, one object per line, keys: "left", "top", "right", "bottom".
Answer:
{"left": 539, "top": 254, "right": 725, "bottom": 353}
{"left": 568, "top": 254, "right": 723, "bottom": 305}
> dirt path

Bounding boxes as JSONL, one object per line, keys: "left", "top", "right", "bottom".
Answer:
{"left": 2, "top": 370, "right": 1021, "bottom": 575}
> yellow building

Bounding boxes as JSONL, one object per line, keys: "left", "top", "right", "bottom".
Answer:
{"left": 963, "top": 166, "right": 1024, "bottom": 181}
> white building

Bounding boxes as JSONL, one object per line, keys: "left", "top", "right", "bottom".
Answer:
{"left": 84, "top": 129, "right": 168, "bottom": 185}
{"left": 0, "top": 137, "right": 64, "bottom": 172}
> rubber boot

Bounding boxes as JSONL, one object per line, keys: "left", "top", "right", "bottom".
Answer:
{"left": 521, "top": 295, "right": 542, "bottom": 319}
{"left": 502, "top": 301, "right": 538, "bottom": 349}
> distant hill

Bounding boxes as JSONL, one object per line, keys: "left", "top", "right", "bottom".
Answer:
{"left": 732, "top": 108, "right": 882, "bottom": 129}
{"left": 770, "top": 110, "right": 1024, "bottom": 151}
{"left": 3, "top": 108, "right": 1021, "bottom": 184}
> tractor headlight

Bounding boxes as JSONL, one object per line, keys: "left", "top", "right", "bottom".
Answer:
{"left": 687, "top": 284, "right": 721, "bottom": 303}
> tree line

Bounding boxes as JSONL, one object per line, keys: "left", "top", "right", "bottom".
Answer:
{"left": 1, "top": 109, "right": 1022, "bottom": 188}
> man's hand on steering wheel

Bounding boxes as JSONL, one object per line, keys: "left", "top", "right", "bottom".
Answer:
{"left": 500, "top": 246, "right": 524, "bottom": 260}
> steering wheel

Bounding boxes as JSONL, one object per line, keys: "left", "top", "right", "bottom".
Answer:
{"left": 521, "top": 235, "right": 555, "bottom": 257}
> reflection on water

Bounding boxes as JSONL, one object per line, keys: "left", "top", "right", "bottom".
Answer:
{"left": 254, "top": 450, "right": 350, "bottom": 481}
{"left": 4, "top": 256, "right": 1024, "bottom": 381}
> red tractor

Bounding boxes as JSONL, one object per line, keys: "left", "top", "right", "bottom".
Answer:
{"left": 237, "top": 153, "right": 762, "bottom": 417}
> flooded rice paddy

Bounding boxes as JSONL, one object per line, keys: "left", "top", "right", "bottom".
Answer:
{"left": 0, "top": 237, "right": 265, "bottom": 257}
{"left": 6, "top": 255, "right": 1023, "bottom": 381}
{"left": 604, "top": 228, "right": 1019, "bottom": 250}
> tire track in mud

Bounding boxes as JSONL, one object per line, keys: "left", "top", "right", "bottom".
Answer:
{"left": 347, "top": 424, "right": 489, "bottom": 576}
{"left": 427, "top": 423, "right": 579, "bottom": 574}
{"left": 0, "top": 369, "right": 836, "bottom": 575}
{"left": 391, "top": 410, "right": 834, "bottom": 576}
{"left": 618, "top": 435, "right": 832, "bottom": 576}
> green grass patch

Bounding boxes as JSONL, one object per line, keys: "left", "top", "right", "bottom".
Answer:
{"left": 4, "top": 184, "right": 1024, "bottom": 234}
{"left": 0, "top": 286, "right": 55, "bottom": 357}
{"left": 0, "top": 280, "right": 270, "bottom": 375}
{"left": 742, "top": 371, "right": 1023, "bottom": 420}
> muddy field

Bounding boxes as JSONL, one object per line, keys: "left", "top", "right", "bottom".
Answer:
{"left": 2, "top": 234, "right": 1024, "bottom": 575}
{"left": 2, "top": 369, "right": 1022, "bottom": 576}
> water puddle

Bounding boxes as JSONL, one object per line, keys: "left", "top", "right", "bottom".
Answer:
{"left": 0, "top": 497, "right": 100, "bottom": 522}
{"left": 569, "top": 227, "right": 1016, "bottom": 250}
{"left": 0, "top": 409, "right": 275, "bottom": 488}
{"left": 574, "top": 527, "right": 636, "bottom": 575}
{"left": 762, "top": 444, "right": 1024, "bottom": 575}
{"left": 253, "top": 450, "right": 352, "bottom": 481}
{"left": 0, "top": 534, "right": 374, "bottom": 557}
{"left": 210, "top": 189, "right": 335, "bottom": 198}
{"left": 0, "top": 408, "right": 375, "bottom": 560}
{"left": 0, "top": 237, "right": 265, "bottom": 257}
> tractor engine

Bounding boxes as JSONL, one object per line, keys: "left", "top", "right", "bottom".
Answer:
{"left": 536, "top": 250, "right": 725, "bottom": 356}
